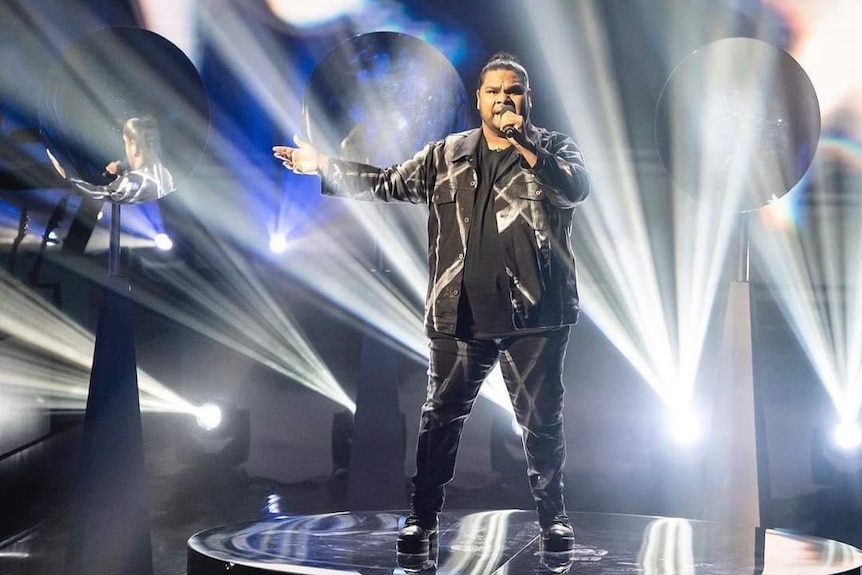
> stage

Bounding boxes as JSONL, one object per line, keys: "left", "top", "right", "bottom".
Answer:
{"left": 187, "top": 510, "right": 862, "bottom": 575}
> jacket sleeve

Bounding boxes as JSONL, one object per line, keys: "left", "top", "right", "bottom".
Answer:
{"left": 525, "top": 131, "right": 590, "bottom": 209}
{"left": 69, "top": 164, "right": 175, "bottom": 204}
{"left": 319, "top": 143, "right": 437, "bottom": 204}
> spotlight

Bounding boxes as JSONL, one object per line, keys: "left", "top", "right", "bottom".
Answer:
{"left": 833, "top": 421, "right": 862, "bottom": 452}
{"left": 177, "top": 401, "right": 250, "bottom": 467}
{"left": 46, "top": 230, "right": 60, "bottom": 246}
{"left": 667, "top": 407, "right": 702, "bottom": 446}
{"left": 812, "top": 425, "right": 862, "bottom": 486}
{"left": 153, "top": 232, "right": 173, "bottom": 251}
{"left": 269, "top": 233, "right": 288, "bottom": 254}
{"left": 195, "top": 402, "right": 223, "bottom": 431}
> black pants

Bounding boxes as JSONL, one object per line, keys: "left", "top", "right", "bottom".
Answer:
{"left": 410, "top": 327, "right": 570, "bottom": 527}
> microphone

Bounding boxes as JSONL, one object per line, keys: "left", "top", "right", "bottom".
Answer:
{"left": 500, "top": 103, "right": 517, "bottom": 138}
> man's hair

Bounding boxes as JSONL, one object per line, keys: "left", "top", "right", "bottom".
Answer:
{"left": 123, "top": 115, "right": 163, "bottom": 159}
{"left": 477, "top": 52, "right": 530, "bottom": 90}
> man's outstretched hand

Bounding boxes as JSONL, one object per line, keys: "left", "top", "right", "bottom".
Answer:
{"left": 273, "top": 135, "right": 325, "bottom": 175}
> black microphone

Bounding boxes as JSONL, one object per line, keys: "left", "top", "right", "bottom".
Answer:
{"left": 500, "top": 103, "right": 517, "bottom": 138}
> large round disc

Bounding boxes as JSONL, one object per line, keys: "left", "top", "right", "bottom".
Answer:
{"left": 301, "top": 32, "right": 470, "bottom": 166}
{"left": 39, "top": 27, "right": 210, "bottom": 195}
{"left": 655, "top": 37, "right": 821, "bottom": 212}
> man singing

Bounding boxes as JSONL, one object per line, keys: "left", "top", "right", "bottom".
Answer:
{"left": 274, "top": 52, "right": 590, "bottom": 558}
{"left": 48, "top": 115, "right": 174, "bottom": 204}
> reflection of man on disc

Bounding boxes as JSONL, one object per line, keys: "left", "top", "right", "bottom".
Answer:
{"left": 48, "top": 116, "right": 175, "bottom": 204}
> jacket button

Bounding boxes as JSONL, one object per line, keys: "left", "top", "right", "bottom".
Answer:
{"left": 470, "top": 180, "right": 477, "bottom": 187}
{"left": 463, "top": 217, "right": 470, "bottom": 223}
{"left": 452, "top": 288, "right": 459, "bottom": 296}
{"left": 458, "top": 253, "right": 464, "bottom": 260}
{"left": 534, "top": 189, "right": 542, "bottom": 196}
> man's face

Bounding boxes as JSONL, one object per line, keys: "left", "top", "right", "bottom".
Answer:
{"left": 476, "top": 68, "right": 531, "bottom": 134}
{"left": 123, "top": 133, "right": 142, "bottom": 170}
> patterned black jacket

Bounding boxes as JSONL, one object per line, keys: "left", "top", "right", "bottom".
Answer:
{"left": 320, "top": 126, "right": 590, "bottom": 335}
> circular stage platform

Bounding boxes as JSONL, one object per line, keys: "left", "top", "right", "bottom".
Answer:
{"left": 188, "top": 510, "right": 862, "bottom": 575}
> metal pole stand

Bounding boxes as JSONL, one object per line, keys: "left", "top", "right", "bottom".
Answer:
{"left": 65, "top": 204, "right": 154, "bottom": 575}
{"left": 702, "top": 212, "right": 764, "bottom": 527}
{"left": 347, "top": 245, "right": 406, "bottom": 511}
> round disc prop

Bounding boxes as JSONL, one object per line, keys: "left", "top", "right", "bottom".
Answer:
{"left": 655, "top": 37, "right": 821, "bottom": 212}
{"left": 301, "top": 32, "right": 470, "bottom": 166}
{"left": 39, "top": 26, "right": 209, "bottom": 190}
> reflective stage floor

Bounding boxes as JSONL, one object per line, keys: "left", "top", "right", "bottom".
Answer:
{"left": 187, "top": 510, "right": 862, "bottom": 575}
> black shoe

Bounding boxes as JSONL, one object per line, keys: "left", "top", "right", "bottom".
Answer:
{"left": 397, "top": 514, "right": 439, "bottom": 556}
{"left": 397, "top": 545, "right": 439, "bottom": 574}
{"left": 540, "top": 551, "right": 575, "bottom": 574}
{"left": 541, "top": 517, "right": 574, "bottom": 552}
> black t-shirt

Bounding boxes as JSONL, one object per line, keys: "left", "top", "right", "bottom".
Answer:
{"left": 459, "top": 138, "right": 520, "bottom": 337}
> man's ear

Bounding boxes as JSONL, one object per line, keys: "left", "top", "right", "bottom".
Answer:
{"left": 476, "top": 90, "right": 480, "bottom": 111}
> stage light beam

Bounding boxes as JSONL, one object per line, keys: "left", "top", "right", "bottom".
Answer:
{"left": 751, "top": 143, "right": 862, "bottom": 446}
{"left": 523, "top": 2, "right": 812, "bottom": 434}
{"left": 0, "top": 266, "right": 196, "bottom": 414}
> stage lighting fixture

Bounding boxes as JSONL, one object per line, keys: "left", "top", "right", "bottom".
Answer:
{"left": 178, "top": 401, "right": 250, "bottom": 467}
{"left": 833, "top": 422, "right": 862, "bottom": 452}
{"left": 269, "top": 233, "right": 288, "bottom": 254}
{"left": 667, "top": 408, "right": 702, "bottom": 446}
{"left": 812, "top": 425, "right": 862, "bottom": 486}
{"left": 153, "top": 232, "right": 173, "bottom": 251}
{"left": 195, "top": 402, "right": 223, "bottom": 431}
{"left": 46, "top": 230, "right": 60, "bottom": 246}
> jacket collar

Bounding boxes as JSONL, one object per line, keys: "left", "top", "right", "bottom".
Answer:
{"left": 448, "top": 128, "right": 484, "bottom": 163}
